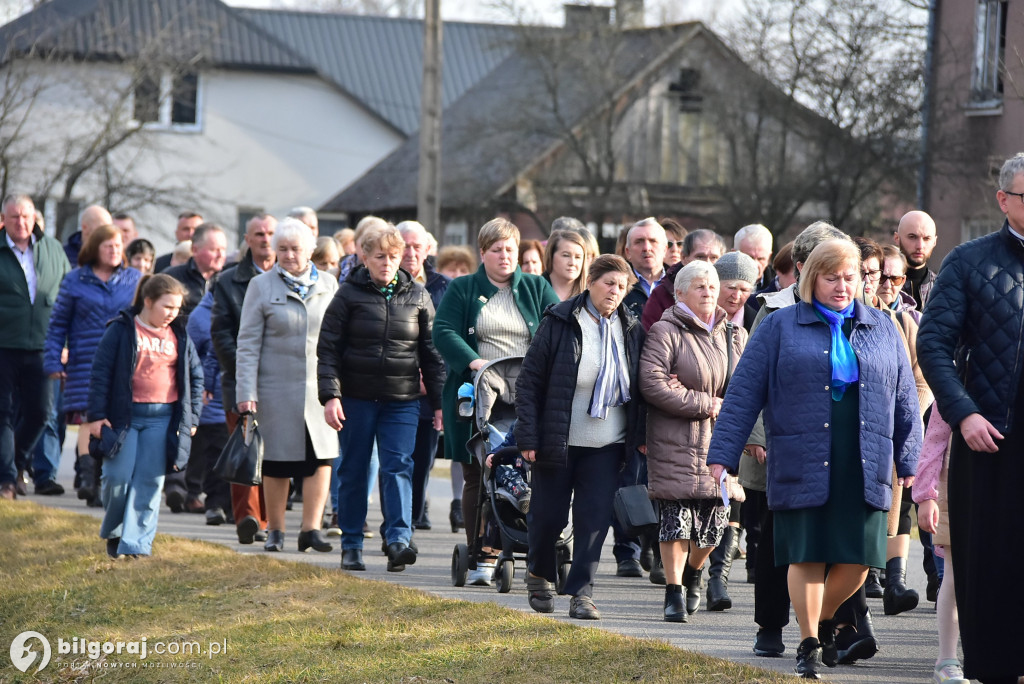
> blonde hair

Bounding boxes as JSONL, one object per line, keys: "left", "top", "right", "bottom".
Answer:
{"left": 359, "top": 224, "right": 405, "bottom": 256}
{"left": 312, "top": 236, "right": 341, "bottom": 269}
{"left": 477, "top": 217, "right": 519, "bottom": 253}
{"left": 798, "top": 239, "right": 862, "bottom": 304}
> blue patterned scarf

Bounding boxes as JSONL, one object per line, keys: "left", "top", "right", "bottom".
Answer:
{"left": 585, "top": 294, "right": 631, "bottom": 419}
{"left": 812, "top": 299, "right": 859, "bottom": 401}
{"left": 277, "top": 263, "right": 319, "bottom": 299}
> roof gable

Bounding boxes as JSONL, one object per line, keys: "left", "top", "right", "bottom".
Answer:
{"left": 0, "top": 0, "right": 314, "bottom": 72}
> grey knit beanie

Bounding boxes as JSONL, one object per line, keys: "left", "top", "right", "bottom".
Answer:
{"left": 714, "top": 251, "right": 759, "bottom": 285}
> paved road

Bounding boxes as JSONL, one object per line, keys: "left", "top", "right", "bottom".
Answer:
{"left": 28, "top": 434, "right": 943, "bottom": 683}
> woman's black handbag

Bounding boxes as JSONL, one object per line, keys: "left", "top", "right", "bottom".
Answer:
{"left": 213, "top": 412, "right": 263, "bottom": 486}
{"left": 613, "top": 484, "right": 658, "bottom": 537}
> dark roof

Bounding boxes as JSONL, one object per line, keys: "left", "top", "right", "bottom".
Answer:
{"left": 238, "top": 9, "right": 520, "bottom": 135}
{"left": 322, "top": 23, "right": 702, "bottom": 215}
{"left": 0, "top": 0, "right": 315, "bottom": 72}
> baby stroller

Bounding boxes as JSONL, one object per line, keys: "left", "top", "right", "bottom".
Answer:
{"left": 451, "top": 356, "right": 572, "bottom": 593}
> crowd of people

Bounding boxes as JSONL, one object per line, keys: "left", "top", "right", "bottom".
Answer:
{"left": 5, "top": 153, "right": 1024, "bottom": 684}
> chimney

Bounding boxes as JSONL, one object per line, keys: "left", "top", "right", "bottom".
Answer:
{"left": 615, "top": 0, "right": 644, "bottom": 29}
{"left": 563, "top": 4, "right": 612, "bottom": 33}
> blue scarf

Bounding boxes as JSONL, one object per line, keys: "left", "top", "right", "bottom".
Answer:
{"left": 585, "top": 295, "right": 631, "bottom": 419}
{"left": 812, "top": 299, "right": 859, "bottom": 401}
{"left": 277, "top": 263, "right": 319, "bottom": 300}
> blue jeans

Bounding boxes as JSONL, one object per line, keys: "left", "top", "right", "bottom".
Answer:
{"left": 32, "top": 378, "right": 64, "bottom": 485}
{"left": 99, "top": 403, "right": 173, "bottom": 556}
{"left": 338, "top": 398, "right": 418, "bottom": 550}
{"left": 331, "top": 437, "right": 379, "bottom": 516}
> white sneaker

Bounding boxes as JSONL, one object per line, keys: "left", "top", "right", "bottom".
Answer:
{"left": 933, "top": 659, "right": 968, "bottom": 684}
{"left": 467, "top": 561, "right": 495, "bottom": 586}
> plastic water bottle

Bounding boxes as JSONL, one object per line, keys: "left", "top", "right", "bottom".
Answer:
{"left": 457, "top": 382, "right": 475, "bottom": 419}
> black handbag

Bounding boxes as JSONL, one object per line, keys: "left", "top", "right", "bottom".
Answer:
{"left": 613, "top": 483, "right": 658, "bottom": 538}
{"left": 212, "top": 412, "right": 263, "bottom": 486}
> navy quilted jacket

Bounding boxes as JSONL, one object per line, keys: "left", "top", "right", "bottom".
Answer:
{"left": 706, "top": 300, "right": 922, "bottom": 512}
{"left": 43, "top": 265, "right": 142, "bottom": 412}
{"left": 186, "top": 292, "right": 224, "bottom": 425}
{"left": 918, "top": 222, "right": 1024, "bottom": 432}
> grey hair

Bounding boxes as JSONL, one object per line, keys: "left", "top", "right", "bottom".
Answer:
{"left": 2, "top": 193, "right": 34, "bottom": 212}
{"left": 626, "top": 217, "right": 666, "bottom": 244}
{"left": 792, "top": 221, "right": 851, "bottom": 266}
{"left": 999, "top": 153, "right": 1024, "bottom": 191}
{"left": 272, "top": 217, "right": 317, "bottom": 255}
{"left": 551, "top": 216, "right": 585, "bottom": 233}
{"left": 395, "top": 220, "right": 428, "bottom": 240}
{"left": 734, "top": 223, "right": 773, "bottom": 250}
{"left": 673, "top": 259, "right": 718, "bottom": 299}
{"left": 683, "top": 228, "right": 726, "bottom": 256}
{"left": 288, "top": 206, "right": 317, "bottom": 223}
{"left": 191, "top": 222, "right": 225, "bottom": 248}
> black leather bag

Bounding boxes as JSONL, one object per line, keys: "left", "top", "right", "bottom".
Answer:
{"left": 613, "top": 484, "right": 658, "bottom": 537}
{"left": 212, "top": 412, "right": 263, "bottom": 486}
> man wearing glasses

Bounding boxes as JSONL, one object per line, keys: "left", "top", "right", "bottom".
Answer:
{"left": 918, "top": 152, "right": 1024, "bottom": 683}
{"left": 893, "top": 210, "right": 937, "bottom": 312}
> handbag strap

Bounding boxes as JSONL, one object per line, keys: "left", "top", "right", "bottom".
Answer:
{"left": 723, "top": 321, "right": 735, "bottom": 395}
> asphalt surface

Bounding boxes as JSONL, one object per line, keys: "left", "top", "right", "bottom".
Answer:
{"left": 24, "top": 432, "right": 945, "bottom": 683}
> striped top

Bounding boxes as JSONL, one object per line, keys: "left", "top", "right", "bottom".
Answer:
{"left": 476, "top": 286, "right": 530, "bottom": 361}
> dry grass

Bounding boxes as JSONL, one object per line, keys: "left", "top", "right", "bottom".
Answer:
{"left": 0, "top": 501, "right": 797, "bottom": 683}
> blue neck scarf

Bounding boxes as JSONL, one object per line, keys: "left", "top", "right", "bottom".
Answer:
{"left": 812, "top": 299, "right": 859, "bottom": 401}
{"left": 277, "top": 263, "right": 319, "bottom": 300}
{"left": 584, "top": 294, "right": 631, "bottom": 419}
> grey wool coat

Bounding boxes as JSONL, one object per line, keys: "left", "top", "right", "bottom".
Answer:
{"left": 235, "top": 269, "right": 339, "bottom": 463}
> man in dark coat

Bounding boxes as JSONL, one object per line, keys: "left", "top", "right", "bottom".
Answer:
{"left": 163, "top": 222, "right": 227, "bottom": 325}
{"left": 155, "top": 211, "right": 203, "bottom": 273}
{"left": 894, "top": 210, "right": 937, "bottom": 312}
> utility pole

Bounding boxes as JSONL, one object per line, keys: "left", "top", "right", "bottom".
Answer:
{"left": 417, "top": 0, "right": 443, "bottom": 237}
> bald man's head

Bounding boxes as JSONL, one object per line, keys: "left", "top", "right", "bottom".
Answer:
{"left": 80, "top": 205, "right": 112, "bottom": 241}
{"left": 895, "top": 211, "right": 937, "bottom": 268}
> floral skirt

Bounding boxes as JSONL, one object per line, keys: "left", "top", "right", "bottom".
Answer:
{"left": 657, "top": 498, "right": 730, "bottom": 548}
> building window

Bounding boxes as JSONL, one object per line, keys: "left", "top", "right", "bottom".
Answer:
{"left": 133, "top": 69, "right": 201, "bottom": 130}
{"left": 237, "top": 208, "right": 263, "bottom": 245}
{"left": 970, "top": 0, "right": 1007, "bottom": 108}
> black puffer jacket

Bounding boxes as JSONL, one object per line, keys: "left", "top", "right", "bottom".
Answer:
{"left": 918, "top": 222, "right": 1024, "bottom": 432}
{"left": 209, "top": 252, "right": 260, "bottom": 409}
{"left": 515, "top": 292, "right": 646, "bottom": 468}
{"left": 317, "top": 265, "right": 444, "bottom": 407}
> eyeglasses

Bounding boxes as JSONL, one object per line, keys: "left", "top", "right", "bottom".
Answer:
{"left": 668, "top": 241, "right": 685, "bottom": 249}
{"left": 879, "top": 273, "right": 906, "bottom": 286}
{"left": 1004, "top": 190, "right": 1024, "bottom": 204}
{"left": 860, "top": 268, "right": 881, "bottom": 281}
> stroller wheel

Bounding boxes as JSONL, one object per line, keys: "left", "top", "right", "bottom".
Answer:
{"left": 496, "top": 558, "right": 514, "bottom": 593}
{"left": 556, "top": 561, "right": 572, "bottom": 594}
{"left": 452, "top": 544, "right": 469, "bottom": 587}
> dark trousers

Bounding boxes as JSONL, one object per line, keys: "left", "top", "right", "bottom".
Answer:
{"left": 833, "top": 584, "right": 867, "bottom": 624}
{"left": 194, "top": 422, "right": 230, "bottom": 512}
{"left": 528, "top": 443, "right": 623, "bottom": 598}
{"left": 0, "top": 349, "right": 50, "bottom": 485}
{"left": 462, "top": 458, "right": 481, "bottom": 547}
{"left": 754, "top": 504, "right": 791, "bottom": 628}
{"left": 742, "top": 489, "right": 768, "bottom": 573}
{"left": 411, "top": 418, "right": 438, "bottom": 521}
{"left": 611, "top": 447, "right": 647, "bottom": 562}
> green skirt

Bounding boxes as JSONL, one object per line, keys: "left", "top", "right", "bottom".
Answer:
{"left": 774, "top": 384, "right": 887, "bottom": 568}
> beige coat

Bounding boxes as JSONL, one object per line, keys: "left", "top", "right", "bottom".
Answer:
{"left": 640, "top": 305, "right": 747, "bottom": 502}
{"left": 235, "top": 269, "right": 339, "bottom": 463}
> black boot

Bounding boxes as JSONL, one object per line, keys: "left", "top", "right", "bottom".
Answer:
{"left": 649, "top": 542, "right": 666, "bottom": 584}
{"left": 449, "top": 499, "right": 464, "bottom": 533}
{"left": 77, "top": 453, "right": 98, "bottom": 502}
{"left": 682, "top": 562, "right": 703, "bottom": 615}
{"left": 863, "top": 568, "right": 884, "bottom": 599}
{"left": 664, "top": 584, "right": 687, "bottom": 622}
{"left": 882, "top": 557, "right": 919, "bottom": 615}
{"left": 707, "top": 526, "right": 738, "bottom": 611}
{"left": 836, "top": 607, "right": 878, "bottom": 664}
{"left": 817, "top": 618, "right": 838, "bottom": 668}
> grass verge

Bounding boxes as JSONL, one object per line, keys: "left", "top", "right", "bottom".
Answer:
{"left": 1, "top": 501, "right": 796, "bottom": 683}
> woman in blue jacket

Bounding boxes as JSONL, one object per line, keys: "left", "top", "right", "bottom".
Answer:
{"left": 707, "top": 239, "right": 921, "bottom": 679}
{"left": 44, "top": 224, "right": 141, "bottom": 502}
{"left": 88, "top": 274, "right": 203, "bottom": 559}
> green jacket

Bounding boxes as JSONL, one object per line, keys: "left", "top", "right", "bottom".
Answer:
{"left": 0, "top": 227, "right": 71, "bottom": 350}
{"left": 433, "top": 264, "right": 558, "bottom": 463}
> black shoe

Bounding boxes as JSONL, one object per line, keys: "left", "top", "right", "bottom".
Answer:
{"left": 166, "top": 490, "right": 185, "bottom": 513}
{"left": 753, "top": 627, "right": 785, "bottom": 657}
{"left": 76, "top": 454, "right": 99, "bottom": 501}
{"left": 864, "top": 568, "right": 884, "bottom": 599}
{"left": 883, "top": 557, "right": 919, "bottom": 615}
{"left": 617, "top": 558, "right": 643, "bottom": 577}
{"left": 386, "top": 542, "right": 417, "bottom": 572}
{"left": 835, "top": 624, "right": 878, "bottom": 664}
{"left": 205, "top": 508, "right": 227, "bottom": 526}
{"left": 664, "top": 584, "right": 687, "bottom": 623}
{"left": 106, "top": 537, "right": 122, "bottom": 560}
{"left": 926, "top": 572, "right": 941, "bottom": 603}
{"left": 682, "top": 563, "right": 703, "bottom": 614}
{"left": 449, "top": 499, "right": 464, "bottom": 532}
{"left": 640, "top": 542, "right": 655, "bottom": 572}
{"left": 341, "top": 548, "right": 366, "bottom": 571}
{"left": 185, "top": 496, "right": 204, "bottom": 513}
{"left": 34, "top": 480, "right": 65, "bottom": 495}
{"left": 746, "top": 567, "right": 756, "bottom": 584}
{"left": 237, "top": 515, "right": 259, "bottom": 544}
{"left": 298, "top": 529, "right": 333, "bottom": 553}
{"left": 818, "top": 618, "right": 838, "bottom": 667}
{"left": 526, "top": 574, "right": 555, "bottom": 613}
{"left": 254, "top": 528, "right": 268, "bottom": 543}
{"left": 86, "top": 495, "right": 103, "bottom": 508}
{"left": 413, "top": 515, "right": 432, "bottom": 530}
{"left": 649, "top": 558, "right": 666, "bottom": 585}
{"left": 15, "top": 470, "right": 28, "bottom": 496}
{"left": 264, "top": 529, "right": 284, "bottom": 552}
{"left": 795, "top": 637, "right": 823, "bottom": 679}
{"left": 569, "top": 595, "right": 600, "bottom": 620}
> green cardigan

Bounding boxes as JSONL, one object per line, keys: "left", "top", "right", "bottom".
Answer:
{"left": 0, "top": 227, "right": 70, "bottom": 350}
{"left": 433, "top": 264, "right": 558, "bottom": 463}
